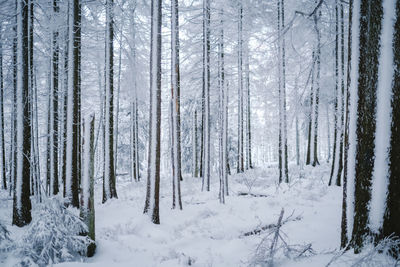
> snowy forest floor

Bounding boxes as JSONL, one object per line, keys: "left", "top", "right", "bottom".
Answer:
{"left": 1, "top": 164, "right": 397, "bottom": 266}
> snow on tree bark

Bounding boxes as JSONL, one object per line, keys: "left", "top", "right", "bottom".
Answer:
{"left": 351, "top": 0, "right": 383, "bottom": 252}
{"left": 144, "top": 0, "right": 162, "bottom": 224}
{"left": 80, "top": 114, "right": 96, "bottom": 257}
{"left": 382, "top": 0, "right": 400, "bottom": 252}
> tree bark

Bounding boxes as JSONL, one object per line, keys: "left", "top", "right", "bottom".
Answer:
{"left": 13, "top": 0, "right": 32, "bottom": 227}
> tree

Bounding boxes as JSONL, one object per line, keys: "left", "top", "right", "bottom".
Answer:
{"left": 144, "top": 0, "right": 162, "bottom": 224}
{"left": 0, "top": 28, "right": 6, "bottom": 191}
{"left": 129, "top": 0, "right": 140, "bottom": 182}
{"left": 80, "top": 114, "right": 96, "bottom": 257}
{"left": 311, "top": 3, "right": 321, "bottom": 167}
{"left": 47, "top": 0, "right": 60, "bottom": 196}
{"left": 277, "top": 0, "right": 289, "bottom": 183}
{"left": 201, "top": 0, "right": 211, "bottom": 191}
{"left": 341, "top": 0, "right": 353, "bottom": 249}
{"left": 218, "top": 7, "right": 227, "bottom": 203}
{"left": 103, "top": 0, "right": 118, "bottom": 203}
{"left": 171, "top": 0, "right": 182, "bottom": 209}
{"left": 192, "top": 109, "right": 199, "bottom": 177}
{"left": 329, "top": 0, "right": 344, "bottom": 186}
{"left": 13, "top": 0, "right": 32, "bottom": 227}
{"left": 245, "top": 46, "right": 252, "bottom": 170}
{"left": 237, "top": 1, "right": 244, "bottom": 173}
{"left": 65, "top": 0, "right": 81, "bottom": 208}
{"left": 382, "top": 0, "right": 400, "bottom": 252}
{"left": 349, "top": 0, "right": 400, "bottom": 253}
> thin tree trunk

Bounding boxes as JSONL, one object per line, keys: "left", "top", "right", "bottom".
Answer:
{"left": 341, "top": 0, "right": 352, "bottom": 249}
{"left": 144, "top": 0, "right": 162, "bottom": 224}
{"left": 0, "top": 31, "right": 6, "bottom": 190}
{"left": 329, "top": 0, "right": 340, "bottom": 186}
{"left": 201, "top": 0, "right": 211, "bottom": 191}
{"left": 171, "top": 0, "right": 182, "bottom": 209}
{"left": 192, "top": 109, "right": 198, "bottom": 177}
{"left": 312, "top": 6, "right": 321, "bottom": 167}
{"left": 237, "top": 2, "right": 244, "bottom": 173}
{"left": 103, "top": 0, "right": 118, "bottom": 203}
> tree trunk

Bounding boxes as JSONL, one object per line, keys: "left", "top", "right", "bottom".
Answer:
{"left": 13, "top": 0, "right": 32, "bottom": 227}
{"left": 312, "top": 5, "right": 321, "bottom": 167}
{"left": 237, "top": 2, "right": 244, "bottom": 174}
{"left": 278, "top": 0, "right": 289, "bottom": 183}
{"left": 192, "top": 109, "right": 198, "bottom": 177}
{"left": 350, "top": 0, "right": 383, "bottom": 252}
{"left": 245, "top": 48, "right": 252, "bottom": 169}
{"left": 80, "top": 114, "right": 96, "bottom": 257}
{"left": 0, "top": 31, "right": 6, "bottom": 190}
{"left": 201, "top": 0, "right": 211, "bottom": 191}
{"left": 144, "top": 0, "right": 162, "bottom": 224}
{"left": 306, "top": 53, "right": 315, "bottom": 166}
{"left": 66, "top": 0, "right": 81, "bottom": 208}
{"left": 329, "top": 0, "right": 340, "bottom": 186}
{"left": 335, "top": 2, "right": 346, "bottom": 185}
{"left": 171, "top": 0, "right": 182, "bottom": 209}
{"left": 103, "top": 0, "right": 118, "bottom": 203}
{"left": 381, "top": 0, "right": 400, "bottom": 256}
{"left": 341, "top": 0, "right": 352, "bottom": 249}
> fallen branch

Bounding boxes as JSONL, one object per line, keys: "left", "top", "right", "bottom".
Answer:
{"left": 242, "top": 210, "right": 302, "bottom": 237}
{"left": 237, "top": 192, "right": 269, "bottom": 198}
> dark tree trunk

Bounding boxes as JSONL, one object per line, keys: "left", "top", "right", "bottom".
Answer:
{"left": 103, "top": 0, "right": 118, "bottom": 203}
{"left": 350, "top": 0, "right": 382, "bottom": 253}
{"left": 382, "top": 0, "right": 400, "bottom": 256}
{"left": 329, "top": 0, "right": 340, "bottom": 186}
{"left": 335, "top": 2, "right": 345, "bottom": 186}
{"left": 306, "top": 53, "right": 315, "bottom": 166}
{"left": 13, "top": 0, "right": 32, "bottom": 227}
{"left": 51, "top": 0, "right": 60, "bottom": 195}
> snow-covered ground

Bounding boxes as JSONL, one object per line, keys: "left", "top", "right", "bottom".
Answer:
{"left": 0, "top": 164, "right": 396, "bottom": 266}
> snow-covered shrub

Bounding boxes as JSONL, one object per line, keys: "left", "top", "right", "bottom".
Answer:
{"left": 0, "top": 221, "right": 14, "bottom": 253}
{"left": 17, "top": 197, "right": 93, "bottom": 266}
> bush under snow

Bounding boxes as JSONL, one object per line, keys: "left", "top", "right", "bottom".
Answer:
{"left": 15, "top": 197, "right": 93, "bottom": 266}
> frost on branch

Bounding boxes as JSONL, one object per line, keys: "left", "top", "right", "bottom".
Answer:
{"left": 17, "top": 196, "right": 93, "bottom": 265}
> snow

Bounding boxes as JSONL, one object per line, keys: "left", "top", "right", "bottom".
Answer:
{"left": 1, "top": 164, "right": 398, "bottom": 266}
{"left": 369, "top": 0, "right": 396, "bottom": 233}
{"left": 58, "top": 165, "right": 342, "bottom": 266}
